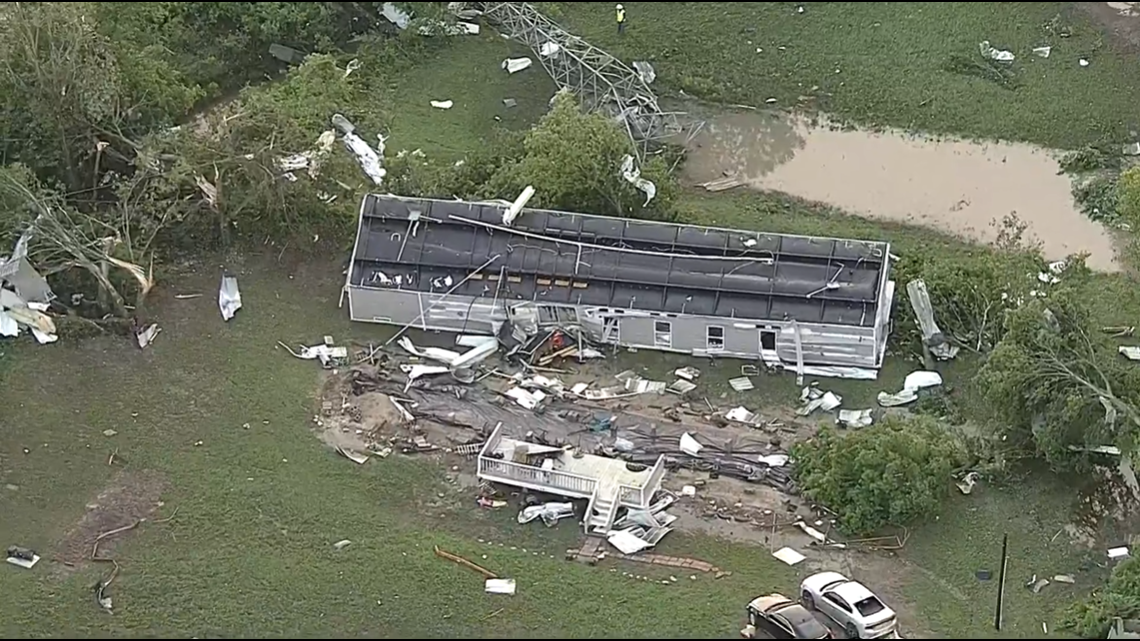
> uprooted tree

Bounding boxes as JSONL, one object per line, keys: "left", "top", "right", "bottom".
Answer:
{"left": 976, "top": 287, "right": 1140, "bottom": 469}
{"left": 792, "top": 415, "right": 968, "bottom": 536}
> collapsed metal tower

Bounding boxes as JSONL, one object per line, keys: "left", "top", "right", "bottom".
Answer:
{"left": 464, "top": 2, "right": 689, "bottom": 156}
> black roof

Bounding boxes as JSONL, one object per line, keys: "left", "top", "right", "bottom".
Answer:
{"left": 349, "top": 195, "right": 891, "bottom": 326}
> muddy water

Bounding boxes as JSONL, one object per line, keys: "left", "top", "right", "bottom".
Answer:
{"left": 683, "top": 112, "right": 1120, "bottom": 272}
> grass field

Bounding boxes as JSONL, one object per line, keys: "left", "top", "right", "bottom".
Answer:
{"left": 548, "top": 2, "right": 1140, "bottom": 149}
{"left": 3, "top": 2, "right": 1139, "bottom": 638}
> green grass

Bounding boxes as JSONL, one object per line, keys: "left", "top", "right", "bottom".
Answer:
{"left": 547, "top": 2, "right": 1140, "bottom": 149}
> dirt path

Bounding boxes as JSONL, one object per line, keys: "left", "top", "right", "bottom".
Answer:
{"left": 1080, "top": 2, "right": 1140, "bottom": 48}
{"left": 683, "top": 111, "right": 1121, "bottom": 272}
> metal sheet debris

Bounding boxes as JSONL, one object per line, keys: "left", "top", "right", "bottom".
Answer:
{"left": 772, "top": 547, "right": 805, "bottom": 566}
{"left": 798, "top": 387, "right": 842, "bottom": 415}
{"left": 218, "top": 275, "right": 242, "bottom": 321}
{"left": 484, "top": 578, "right": 516, "bottom": 595}
{"left": 800, "top": 365, "right": 879, "bottom": 381}
{"left": 632, "top": 61, "right": 656, "bottom": 84}
{"left": 1033, "top": 45, "right": 1052, "bottom": 58}
{"left": 502, "top": 57, "right": 533, "bottom": 74}
{"left": 332, "top": 114, "right": 387, "bottom": 186}
{"left": 135, "top": 323, "right": 161, "bottom": 349}
{"left": 906, "top": 279, "right": 959, "bottom": 360}
{"left": 759, "top": 454, "right": 789, "bottom": 467}
{"left": 505, "top": 387, "right": 546, "bottom": 409}
{"left": 336, "top": 446, "right": 369, "bottom": 465}
{"left": 878, "top": 370, "right": 943, "bottom": 406}
{"left": 1120, "top": 346, "right": 1140, "bottom": 361}
{"left": 726, "top": 406, "right": 759, "bottom": 425}
{"left": 607, "top": 529, "right": 651, "bottom": 554}
{"left": 666, "top": 379, "right": 697, "bottom": 394}
{"left": 1109, "top": 546, "right": 1131, "bottom": 559}
{"left": 332, "top": 539, "right": 352, "bottom": 550}
{"left": 430, "top": 100, "right": 454, "bottom": 109}
{"left": 729, "top": 377, "right": 754, "bottom": 392}
{"left": 620, "top": 154, "right": 657, "bottom": 206}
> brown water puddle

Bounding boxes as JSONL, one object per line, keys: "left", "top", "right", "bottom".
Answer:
{"left": 683, "top": 112, "right": 1120, "bottom": 272}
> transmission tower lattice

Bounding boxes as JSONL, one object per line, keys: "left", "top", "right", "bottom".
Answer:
{"left": 467, "top": 2, "right": 690, "bottom": 156}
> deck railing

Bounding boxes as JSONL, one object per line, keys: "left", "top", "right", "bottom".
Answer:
{"left": 477, "top": 456, "right": 598, "bottom": 497}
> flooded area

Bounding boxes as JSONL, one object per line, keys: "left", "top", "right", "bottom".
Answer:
{"left": 683, "top": 111, "right": 1121, "bottom": 272}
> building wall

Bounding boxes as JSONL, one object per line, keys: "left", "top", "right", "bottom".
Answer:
{"left": 348, "top": 286, "right": 885, "bottom": 368}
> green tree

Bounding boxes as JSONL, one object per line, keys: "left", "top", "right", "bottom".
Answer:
{"left": 1064, "top": 556, "right": 1140, "bottom": 638}
{"left": 486, "top": 91, "right": 678, "bottom": 220}
{"left": 976, "top": 288, "right": 1140, "bottom": 468}
{"left": 792, "top": 416, "right": 967, "bottom": 536}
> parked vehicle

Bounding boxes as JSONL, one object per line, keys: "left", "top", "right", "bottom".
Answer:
{"left": 800, "top": 572, "right": 897, "bottom": 639}
{"left": 746, "top": 593, "right": 833, "bottom": 639}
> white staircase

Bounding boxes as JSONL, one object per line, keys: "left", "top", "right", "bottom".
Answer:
{"left": 585, "top": 487, "right": 619, "bottom": 536}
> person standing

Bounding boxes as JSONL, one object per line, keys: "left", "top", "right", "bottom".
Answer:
{"left": 616, "top": 4, "right": 626, "bottom": 35}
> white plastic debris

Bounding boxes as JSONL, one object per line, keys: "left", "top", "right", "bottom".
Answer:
{"left": 759, "top": 454, "right": 789, "bottom": 467}
{"left": 904, "top": 370, "right": 943, "bottom": 391}
{"left": 333, "top": 539, "right": 352, "bottom": 550}
{"left": 0, "top": 310, "right": 17, "bottom": 337}
{"left": 485, "top": 578, "right": 516, "bottom": 595}
{"left": 980, "top": 40, "right": 1015, "bottom": 62}
{"left": 1109, "top": 546, "right": 1130, "bottom": 559}
{"left": 837, "top": 409, "right": 874, "bottom": 429}
{"left": 1079, "top": 58, "right": 1089, "bottom": 67}
{"left": 1033, "top": 46, "right": 1052, "bottom": 58}
{"left": 430, "top": 100, "right": 454, "bottom": 109}
{"left": 505, "top": 387, "right": 546, "bottom": 409}
{"left": 218, "top": 275, "right": 242, "bottom": 321}
{"left": 539, "top": 42, "right": 561, "bottom": 57}
{"left": 620, "top": 154, "right": 657, "bottom": 206}
{"left": 674, "top": 366, "right": 701, "bottom": 381}
{"left": 679, "top": 432, "right": 703, "bottom": 456}
{"left": 381, "top": 2, "right": 411, "bottom": 29}
{"left": 1120, "top": 346, "right": 1140, "bottom": 361}
{"left": 680, "top": 485, "right": 697, "bottom": 497}
{"left": 517, "top": 502, "right": 574, "bottom": 526}
{"left": 503, "top": 186, "right": 535, "bottom": 226}
{"left": 726, "top": 406, "right": 759, "bottom": 425}
{"left": 772, "top": 547, "right": 805, "bottom": 566}
{"left": 501, "top": 57, "right": 533, "bottom": 74}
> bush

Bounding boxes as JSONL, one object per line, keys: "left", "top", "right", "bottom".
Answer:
{"left": 792, "top": 416, "right": 967, "bottom": 536}
{"left": 1064, "top": 556, "right": 1140, "bottom": 638}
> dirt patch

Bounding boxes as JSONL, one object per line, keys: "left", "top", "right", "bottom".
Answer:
{"left": 54, "top": 469, "right": 168, "bottom": 571}
{"left": 683, "top": 111, "right": 1120, "bottom": 272}
{"left": 1080, "top": 3, "right": 1140, "bottom": 49}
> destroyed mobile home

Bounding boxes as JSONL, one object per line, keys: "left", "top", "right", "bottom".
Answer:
{"left": 338, "top": 345, "right": 796, "bottom": 547}
{"left": 342, "top": 194, "right": 897, "bottom": 375}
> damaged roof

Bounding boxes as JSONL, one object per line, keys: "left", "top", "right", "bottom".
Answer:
{"left": 349, "top": 195, "right": 891, "bottom": 326}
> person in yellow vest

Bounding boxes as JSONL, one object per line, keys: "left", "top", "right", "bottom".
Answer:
{"left": 616, "top": 4, "right": 626, "bottom": 35}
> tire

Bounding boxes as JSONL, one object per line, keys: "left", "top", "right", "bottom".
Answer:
{"left": 845, "top": 623, "right": 859, "bottom": 639}
{"left": 801, "top": 591, "right": 815, "bottom": 610}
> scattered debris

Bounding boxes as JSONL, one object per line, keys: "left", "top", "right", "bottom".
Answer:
{"left": 674, "top": 366, "right": 701, "bottom": 381}
{"left": 700, "top": 176, "right": 744, "bottom": 192}
{"left": 772, "top": 547, "right": 805, "bottom": 566}
{"left": 280, "top": 339, "right": 349, "bottom": 369}
{"left": 5, "top": 546, "right": 39, "bottom": 569}
{"left": 619, "top": 154, "right": 657, "bottom": 206}
{"left": 430, "top": 100, "right": 454, "bottom": 110}
{"left": 1109, "top": 546, "right": 1131, "bottom": 560}
{"left": 434, "top": 545, "right": 498, "bottom": 579}
{"left": 956, "top": 471, "right": 980, "bottom": 495}
{"left": 102, "top": 429, "right": 118, "bottom": 437}
{"left": 336, "top": 446, "right": 369, "bottom": 465}
{"left": 679, "top": 432, "right": 704, "bottom": 456}
{"left": 798, "top": 387, "right": 842, "bottom": 415}
{"left": 484, "top": 578, "right": 516, "bottom": 595}
{"left": 1053, "top": 574, "right": 1076, "bottom": 584}
{"left": 632, "top": 61, "right": 656, "bottom": 84}
{"left": 681, "top": 485, "right": 697, "bottom": 497}
{"left": 837, "top": 408, "right": 874, "bottom": 429}
{"left": 980, "top": 40, "right": 1015, "bottom": 62}
{"left": 1120, "top": 346, "right": 1140, "bottom": 361}
{"left": 218, "top": 275, "right": 242, "bottom": 322}
{"left": 134, "top": 323, "right": 161, "bottom": 349}
{"left": 877, "top": 370, "right": 943, "bottom": 407}
{"left": 517, "top": 502, "right": 575, "bottom": 527}
{"left": 667, "top": 379, "right": 697, "bottom": 394}
{"left": 502, "top": 57, "right": 533, "bottom": 74}
{"left": 1027, "top": 574, "right": 1050, "bottom": 593}
{"left": 1033, "top": 45, "right": 1052, "bottom": 58}
{"left": 332, "top": 113, "right": 387, "bottom": 187}
{"left": 728, "top": 376, "right": 754, "bottom": 392}
{"left": 332, "top": 539, "right": 352, "bottom": 550}
{"left": 607, "top": 529, "right": 652, "bottom": 554}
{"left": 1079, "top": 58, "right": 1089, "bottom": 67}
{"left": 976, "top": 569, "right": 992, "bottom": 581}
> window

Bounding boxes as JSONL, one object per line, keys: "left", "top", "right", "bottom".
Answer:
{"left": 706, "top": 325, "right": 725, "bottom": 351}
{"left": 653, "top": 320, "right": 672, "bottom": 348}
{"left": 824, "top": 593, "right": 852, "bottom": 613}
